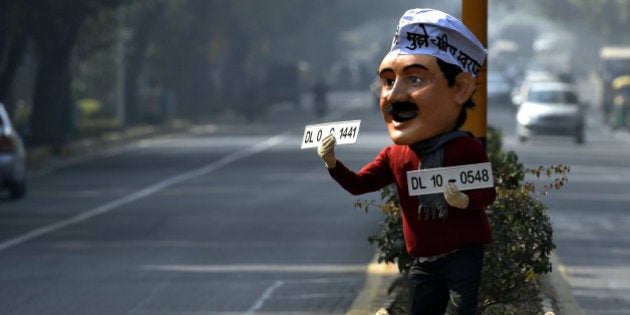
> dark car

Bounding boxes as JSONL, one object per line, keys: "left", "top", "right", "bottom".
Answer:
{"left": 0, "top": 103, "right": 26, "bottom": 198}
{"left": 487, "top": 70, "right": 512, "bottom": 106}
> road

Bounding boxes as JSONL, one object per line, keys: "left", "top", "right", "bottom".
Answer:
{"left": 489, "top": 94, "right": 630, "bottom": 314}
{"left": 1, "top": 87, "right": 629, "bottom": 314}
{"left": 0, "top": 92, "right": 390, "bottom": 315}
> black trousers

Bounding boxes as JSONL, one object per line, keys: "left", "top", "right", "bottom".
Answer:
{"left": 407, "top": 245, "right": 484, "bottom": 315}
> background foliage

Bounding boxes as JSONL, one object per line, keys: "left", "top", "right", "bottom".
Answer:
{"left": 1, "top": 0, "right": 628, "bottom": 146}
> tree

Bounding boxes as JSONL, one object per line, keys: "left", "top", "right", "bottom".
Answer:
{"left": 0, "top": 0, "right": 29, "bottom": 113}
{"left": 26, "top": 0, "right": 123, "bottom": 145}
{"left": 123, "top": 1, "right": 166, "bottom": 125}
{"left": 3, "top": 0, "right": 453, "bottom": 143}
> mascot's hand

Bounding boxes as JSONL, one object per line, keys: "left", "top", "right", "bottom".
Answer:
{"left": 444, "top": 182, "right": 469, "bottom": 209}
{"left": 317, "top": 133, "right": 337, "bottom": 169}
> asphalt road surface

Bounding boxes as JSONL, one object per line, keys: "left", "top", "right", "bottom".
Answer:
{"left": 2, "top": 88, "right": 629, "bottom": 315}
{"left": 0, "top": 92, "right": 390, "bottom": 315}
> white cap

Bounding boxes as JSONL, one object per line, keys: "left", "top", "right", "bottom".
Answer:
{"left": 390, "top": 8, "right": 487, "bottom": 77}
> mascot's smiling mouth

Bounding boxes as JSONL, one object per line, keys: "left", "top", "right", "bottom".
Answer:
{"left": 386, "top": 102, "right": 418, "bottom": 122}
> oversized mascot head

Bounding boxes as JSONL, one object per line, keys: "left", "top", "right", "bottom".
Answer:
{"left": 374, "top": 9, "right": 487, "bottom": 145}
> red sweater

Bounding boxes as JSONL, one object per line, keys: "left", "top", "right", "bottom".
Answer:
{"left": 329, "top": 137, "right": 495, "bottom": 257}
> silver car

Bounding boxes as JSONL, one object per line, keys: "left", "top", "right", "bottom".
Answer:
{"left": 516, "top": 81, "right": 585, "bottom": 144}
{"left": 0, "top": 103, "right": 26, "bottom": 198}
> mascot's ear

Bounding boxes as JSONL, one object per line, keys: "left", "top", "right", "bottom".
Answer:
{"left": 453, "top": 72, "right": 476, "bottom": 105}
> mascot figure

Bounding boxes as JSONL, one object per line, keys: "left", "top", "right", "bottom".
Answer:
{"left": 317, "top": 8, "right": 496, "bottom": 315}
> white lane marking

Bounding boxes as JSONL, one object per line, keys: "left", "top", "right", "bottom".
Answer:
{"left": 246, "top": 280, "right": 284, "bottom": 315}
{"left": 0, "top": 133, "right": 288, "bottom": 253}
{"left": 140, "top": 264, "right": 368, "bottom": 273}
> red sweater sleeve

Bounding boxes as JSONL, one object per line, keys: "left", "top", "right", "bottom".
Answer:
{"left": 328, "top": 147, "right": 396, "bottom": 195}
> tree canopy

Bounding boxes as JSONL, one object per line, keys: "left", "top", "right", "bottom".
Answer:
{"left": 1, "top": 0, "right": 627, "bottom": 146}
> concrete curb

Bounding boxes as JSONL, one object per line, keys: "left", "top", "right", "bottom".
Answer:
{"left": 346, "top": 254, "right": 399, "bottom": 315}
{"left": 544, "top": 252, "right": 586, "bottom": 315}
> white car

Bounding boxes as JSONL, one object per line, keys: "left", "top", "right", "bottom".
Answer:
{"left": 516, "top": 81, "right": 585, "bottom": 144}
{"left": 0, "top": 103, "right": 26, "bottom": 198}
{"left": 511, "top": 71, "right": 558, "bottom": 108}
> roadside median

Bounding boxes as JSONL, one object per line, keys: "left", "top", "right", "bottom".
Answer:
{"left": 349, "top": 251, "right": 585, "bottom": 315}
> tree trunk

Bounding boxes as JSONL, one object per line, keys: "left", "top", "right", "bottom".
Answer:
{"left": 0, "top": 1, "right": 28, "bottom": 110}
{"left": 124, "top": 3, "right": 164, "bottom": 126}
{"left": 30, "top": 46, "right": 74, "bottom": 146}
{"left": 29, "top": 7, "right": 84, "bottom": 146}
{"left": 0, "top": 33, "right": 27, "bottom": 110}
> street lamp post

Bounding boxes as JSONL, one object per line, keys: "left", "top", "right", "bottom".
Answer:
{"left": 462, "top": 0, "right": 488, "bottom": 146}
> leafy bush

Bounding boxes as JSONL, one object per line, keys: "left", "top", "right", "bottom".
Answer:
{"left": 77, "top": 98, "right": 102, "bottom": 119}
{"left": 355, "top": 126, "right": 568, "bottom": 314}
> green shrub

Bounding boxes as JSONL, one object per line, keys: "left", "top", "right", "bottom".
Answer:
{"left": 355, "top": 126, "right": 568, "bottom": 314}
{"left": 77, "top": 98, "right": 103, "bottom": 119}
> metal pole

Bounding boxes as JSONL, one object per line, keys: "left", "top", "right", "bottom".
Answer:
{"left": 462, "top": 0, "right": 488, "bottom": 145}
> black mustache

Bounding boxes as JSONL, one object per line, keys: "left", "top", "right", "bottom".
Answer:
{"left": 385, "top": 102, "right": 418, "bottom": 113}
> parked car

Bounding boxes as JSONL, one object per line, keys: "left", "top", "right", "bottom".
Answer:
{"left": 0, "top": 102, "right": 26, "bottom": 199}
{"left": 516, "top": 81, "right": 585, "bottom": 144}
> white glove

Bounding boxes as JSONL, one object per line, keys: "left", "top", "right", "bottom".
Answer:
{"left": 317, "top": 133, "right": 337, "bottom": 169}
{"left": 375, "top": 307, "right": 389, "bottom": 315}
{"left": 444, "top": 182, "right": 469, "bottom": 209}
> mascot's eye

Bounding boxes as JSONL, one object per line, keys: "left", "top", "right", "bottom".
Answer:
{"left": 409, "top": 75, "right": 423, "bottom": 85}
{"left": 383, "top": 78, "right": 395, "bottom": 88}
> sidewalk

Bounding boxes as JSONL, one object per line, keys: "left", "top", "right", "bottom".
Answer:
{"left": 26, "top": 121, "right": 191, "bottom": 170}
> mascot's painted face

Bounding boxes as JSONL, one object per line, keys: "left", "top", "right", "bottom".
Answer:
{"left": 376, "top": 53, "right": 471, "bottom": 145}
